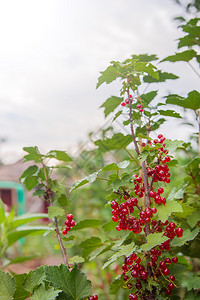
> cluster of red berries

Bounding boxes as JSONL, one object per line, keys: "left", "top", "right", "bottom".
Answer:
{"left": 120, "top": 95, "right": 143, "bottom": 112}
{"left": 109, "top": 134, "right": 184, "bottom": 298}
{"left": 121, "top": 95, "right": 133, "bottom": 106}
{"left": 122, "top": 241, "right": 180, "bottom": 299}
{"left": 62, "top": 214, "right": 75, "bottom": 235}
{"left": 136, "top": 104, "right": 143, "bottom": 112}
{"left": 88, "top": 295, "right": 98, "bottom": 300}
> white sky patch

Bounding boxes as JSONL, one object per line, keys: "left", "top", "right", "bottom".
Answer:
{"left": 0, "top": 0, "right": 198, "bottom": 163}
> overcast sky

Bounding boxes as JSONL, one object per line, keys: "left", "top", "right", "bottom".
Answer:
{"left": 0, "top": 0, "right": 199, "bottom": 163}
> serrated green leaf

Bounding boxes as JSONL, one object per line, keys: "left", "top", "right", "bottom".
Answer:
{"left": 48, "top": 206, "right": 65, "bottom": 218}
{"left": 167, "top": 186, "right": 186, "bottom": 201}
{"left": 22, "top": 266, "right": 46, "bottom": 292}
{"left": 112, "top": 110, "right": 122, "bottom": 122}
{"left": 71, "top": 219, "right": 102, "bottom": 231}
{"left": 171, "top": 228, "right": 199, "bottom": 247}
{"left": 70, "top": 171, "right": 99, "bottom": 191}
{"left": 101, "top": 163, "right": 119, "bottom": 172}
{"left": 23, "top": 146, "right": 43, "bottom": 163}
{"left": 20, "top": 165, "right": 39, "bottom": 182}
{"left": 45, "top": 150, "right": 72, "bottom": 162}
{"left": 102, "top": 220, "right": 116, "bottom": 232}
{"left": 158, "top": 109, "right": 182, "bottom": 118}
{"left": 162, "top": 49, "right": 197, "bottom": 62}
{"left": 156, "top": 200, "right": 183, "bottom": 222}
{"left": 94, "top": 133, "right": 132, "bottom": 152}
{"left": 32, "top": 282, "right": 61, "bottom": 300}
{"left": 117, "top": 160, "right": 130, "bottom": 169}
{"left": 23, "top": 176, "right": 39, "bottom": 191}
{"left": 131, "top": 54, "right": 158, "bottom": 62}
{"left": 80, "top": 237, "right": 103, "bottom": 258}
{"left": 144, "top": 71, "right": 179, "bottom": 83}
{"left": 0, "top": 270, "right": 16, "bottom": 300}
{"left": 96, "top": 64, "right": 121, "bottom": 88}
{"left": 184, "top": 276, "right": 200, "bottom": 291}
{"left": 165, "top": 90, "right": 200, "bottom": 110}
{"left": 141, "top": 232, "right": 169, "bottom": 251}
{"left": 103, "top": 242, "right": 135, "bottom": 269}
{"left": 45, "top": 264, "right": 92, "bottom": 300}
{"left": 68, "top": 256, "right": 85, "bottom": 264}
{"left": 187, "top": 211, "right": 200, "bottom": 228}
{"left": 178, "top": 35, "right": 199, "bottom": 48}
{"left": 151, "top": 118, "right": 166, "bottom": 131}
{"left": 134, "top": 62, "right": 159, "bottom": 79}
{"left": 13, "top": 273, "right": 29, "bottom": 300}
{"left": 100, "top": 96, "right": 122, "bottom": 118}
{"left": 140, "top": 91, "right": 158, "bottom": 105}
{"left": 165, "top": 139, "right": 185, "bottom": 152}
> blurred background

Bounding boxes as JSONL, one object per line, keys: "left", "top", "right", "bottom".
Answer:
{"left": 0, "top": 0, "right": 199, "bottom": 164}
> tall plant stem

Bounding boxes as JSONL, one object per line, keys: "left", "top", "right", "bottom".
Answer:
{"left": 42, "top": 164, "right": 69, "bottom": 267}
{"left": 127, "top": 88, "right": 151, "bottom": 236}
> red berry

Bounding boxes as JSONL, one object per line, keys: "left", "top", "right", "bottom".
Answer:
{"left": 168, "top": 282, "right": 175, "bottom": 289}
{"left": 93, "top": 295, "right": 98, "bottom": 300}
{"left": 112, "top": 216, "right": 119, "bottom": 222}
{"left": 139, "top": 108, "right": 143, "bottom": 112}
{"left": 169, "top": 275, "right": 175, "bottom": 281}
{"left": 121, "top": 102, "right": 126, "bottom": 106}
{"left": 172, "top": 256, "right": 178, "bottom": 263}
{"left": 71, "top": 220, "right": 75, "bottom": 227}
{"left": 166, "top": 288, "right": 172, "bottom": 295}
{"left": 111, "top": 201, "right": 118, "bottom": 209}
{"left": 175, "top": 227, "right": 183, "bottom": 237}
{"left": 158, "top": 187, "right": 164, "bottom": 194}
{"left": 158, "top": 134, "right": 163, "bottom": 139}
{"left": 67, "top": 214, "right": 73, "bottom": 221}
{"left": 169, "top": 222, "right": 175, "bottom": 229}
{"left": 62, "top": 229, "right": 68, "bottom": 235}
{"left": 151, "top": 207, "right": 157, "bottom": 214}
{"left": 163, "top": 268, "right": 169, "bottom": 276}
{"left": 129, "top": 294, "right": 137, "bottom": 300}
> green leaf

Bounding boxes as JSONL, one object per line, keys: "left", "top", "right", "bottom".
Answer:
{"left": 0, "top": 270, "right": 16, "bottom": 300}
{"left": 100, "top": 96, "right": 123, "bottom": 118}
{"left": 32, "top": 282, "right": 62, "bottom": 300}
{"left": 22, "top": 266, "right": 46, "bottom": 292}
{"left": 144, "top": 71, "right": 179, "bottom": 83}
{"left": 158, "top": 109, "right": 182, "bottom": 118}
{"left": 23, "top": 146, "right": 43, "bottom": 163}
{"left": 184, "top": 276, "right": 200, "bottom": 291}
{"left": 68, "top": 256, "right": 85, "bottom": 264}
{"left": 70, "top": 171, "right": 99, "bottom": 191}
{"left": 102, "top": 220, "right": 116, "bottom": 232}
{"left": 165, "top": 90, "right": 200, "bottom": 110}
{"left": 45, "top": 264, "right": 92, "bottom": 300}
{"left": 24, "top": 176, "right": 39, "bottom": 191}
{"left": 71, "top": 219, "right": 102, "bottom": 231}
{"left": 178, "top": 35, "right": 200, "bottom": 48}
{"left": 10, "top": 213, "right": 48, "bottom": 229}
{"left": 20, "top": 165, "right": 39, "bottom": 182}
{"left": 117, "top": 160, "right": 130, "bottom": 169}
{"left": 140, "top": 91, "right": 157, "bottom": 105}
{"left": 3, "top": 255, "right": 36, "bottom": 268}
{"left": 46, "top": 150, "right": 72, "bottom": 162}
{"left": 0, "top": 199, "right": 5, "bottom": 224}
{"left": 156, "top": 200, "right": 183, "bottom": 222}
{"left": 171, "top": 228, "right": 199, "bottom": 247}
{"left": 141, "top": 232, "right": 169, "bottom": 251}
{"left": 187, "top": 211, "right": 200, "bottom": 228}
{"left": 13, "top": 273, "right": 30, "bottom": 300}
{"left": 94, "top": 133, "right": 132, "bottom": 152}
{"left": 131, "top": 54, "right": 158, "bottom": 62}
{"left": 112, "top": 110, "right": 122, "bottom": 122}
{"left": 134, "top": 62, "right": 159, "bottom": 79}
{"left": 161, "top": 49, "right": 197, "bottom": 62}
{"left": 139, "top": 150, "right": 149, "bottom": 162}
{"left": 103, "top": 242, "right": 135, "bottom": 269}
{"left": 96, "top": 64, "right": 121, "bottom": 88}
{"left": 80, "top": 237, "right": 103, "bottom": 258}
{"left": 101, "top": 163, "right": 119, "bottom": 172}
{"left": 167, "top": 186, "right": 186, "bottom": 201}
{"left": 48, "top": 206, "right": 65, "bottom": 218}
{"left": 7, "top": 226, "right": 50, "bottom": 247}
{"left": 164, "top": 139, "right": 185, "bottom": 152}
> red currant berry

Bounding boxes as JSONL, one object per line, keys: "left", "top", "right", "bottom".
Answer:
{"left": 129, "top": 294, "right": 137, "bottom": 300}
{"left": 169, "top": 275, "right": 175, "bottom": 281}
{"left": 172, "top": 256, "right": 178, "bottom": 263}
{"left": 175, "top": 227, "right": 183, "bottom": 237}
{"left": 62, "top": 229, "right": 68, "bottom": 235}
{"left": 162, "top": 268, "right": 169, "bottom": 276}
{"left": 168, "top": 282, "right": 175, "bottom": 289}
{"left": 121, "top": 102, "right": 126, "bottom": 106}
{"left": 166, "top": 288, "right": 172, "bottom": 295}
{"left": 67, "top": 214, "right": 73, "bottom": 221}
{"left": 158, "top": 187, "right": 164, "bottom": 194}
